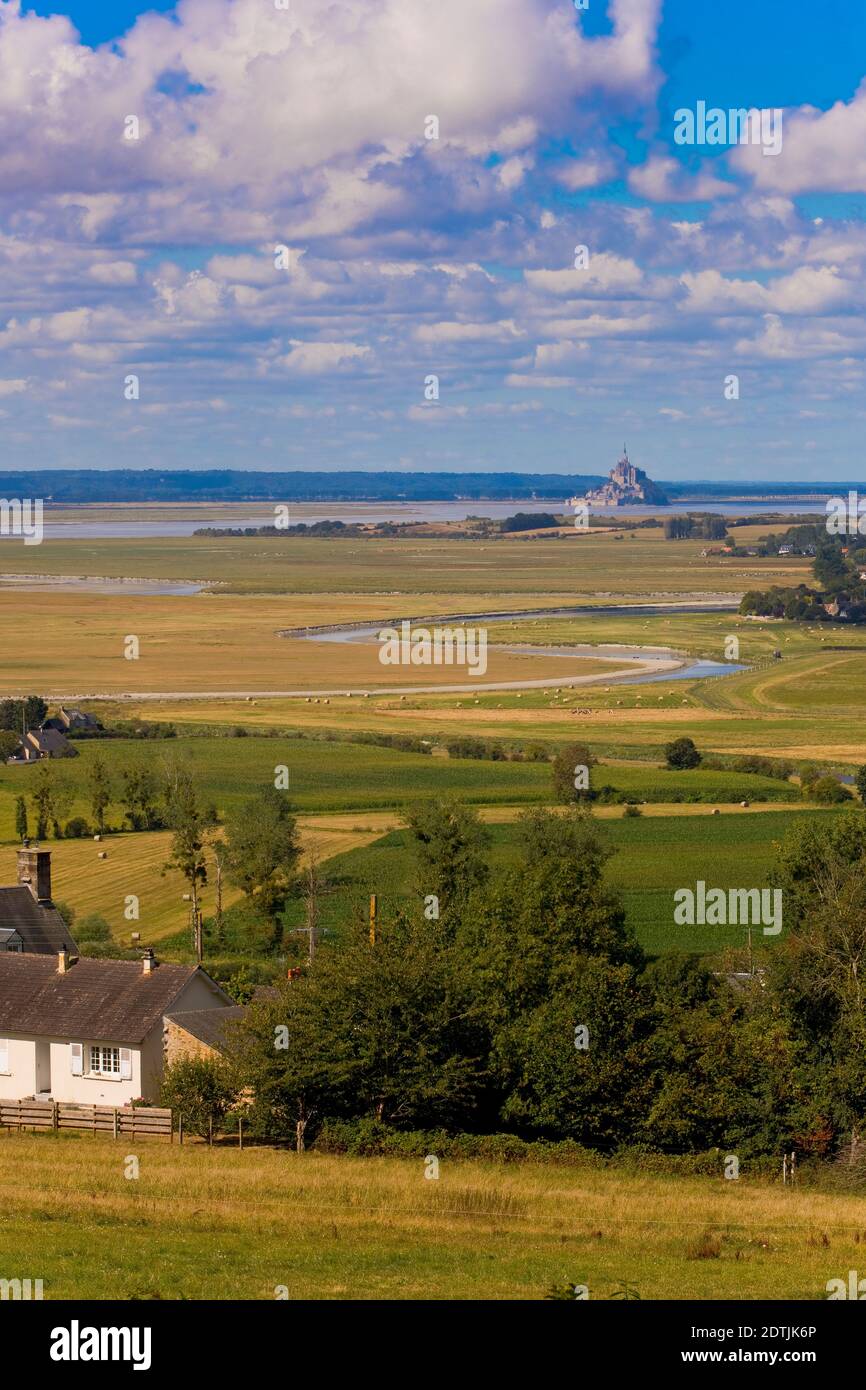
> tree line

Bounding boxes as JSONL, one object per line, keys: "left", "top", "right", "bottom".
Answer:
{"left": 164, "top": 800, "right": 866, "bottom": 1164}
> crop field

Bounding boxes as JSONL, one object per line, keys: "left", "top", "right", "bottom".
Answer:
{"left": 0, "top": 1130, "right": 861, "bottom": 1300}
{"left": 0, "top": 734, "right": 807, "bottom": 842}
{"left": 317, "top": 808, "right": 843, "bottom": 955}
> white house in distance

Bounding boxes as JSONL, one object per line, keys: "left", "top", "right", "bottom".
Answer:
{"left": 0, "top": 949, "right": 234, "bottom": 1105}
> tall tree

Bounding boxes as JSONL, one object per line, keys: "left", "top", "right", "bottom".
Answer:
{"left": 120, "top": 766, "right": 159, "bottom": 831}
{"left": 88, "top": 754, "right": 112, "bottom": 833}
{"left": 224, "top": 786, "right": 301, "bottom": 925}
{"left": 405, "top": 799, "right": 489, "bottom": 924}
{"left": 14, "top": 796, "right": 27, "bottom": 842}
{"left": 162, "top": 764, "right": 207, "bottom": 961}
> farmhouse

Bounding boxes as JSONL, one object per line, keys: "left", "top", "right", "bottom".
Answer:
{"left": 14, "top": 728, "right": 77, "bottom": 761}
{"left": 0, "top": 950, "right": 234, "bottom": 1104}
{"left": 0, "top": 848, "right": 78, "bottom": 956}
{"left": 41, "top": 706, "right": 103, "bottom": 734}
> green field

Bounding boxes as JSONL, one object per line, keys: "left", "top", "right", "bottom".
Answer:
{"left": 323, "top": 808, "right": 843, "bottom": 954}
{"left": 0, "top": 735, "right": 805, "bottom": 843}
{"left": 0, "top": 1130, "right": 861, "bottom": 1300}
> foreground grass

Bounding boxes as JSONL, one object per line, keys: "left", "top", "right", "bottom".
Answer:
{"left": 0, "top": 1131, "right": 860, "bottom": 1300}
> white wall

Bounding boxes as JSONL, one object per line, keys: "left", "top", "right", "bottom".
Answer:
{"left": 0, "top": 1034, "right": 143, "bottom": 1105}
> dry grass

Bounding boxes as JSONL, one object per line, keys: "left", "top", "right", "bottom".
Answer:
{"left": 0, "top": 1131, "right": 862, "bottom": 1300}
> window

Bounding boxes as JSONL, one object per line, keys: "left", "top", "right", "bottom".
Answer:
{"left": 88, "top": 1045, "right": 120, "bottom": 1076}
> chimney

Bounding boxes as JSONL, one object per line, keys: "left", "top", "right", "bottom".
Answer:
{"left": 142, "top": 948, "right": 157, "bottom": 974}
{"left": 17, "top": 847, "right": 51, "bottom": 903}
{"left": 57, "top": 948, "right": 70, "bottom": 974}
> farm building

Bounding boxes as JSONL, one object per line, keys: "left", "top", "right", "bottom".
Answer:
{"left": 13, "top": 728, "right": 77, "bottom": 761}
{"left": 164, "top": 1006, "right": 246, "bottom": 1065}
{"left": 40, "top": 707, "right": 103, "bottom": 734}
{"left": 0, "top": 848, "right": 78, "bottom": 956}
{"left": 0, "top": 950, "right": 234, "bottom": 1104}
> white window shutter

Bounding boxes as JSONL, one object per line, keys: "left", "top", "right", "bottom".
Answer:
{"left": 120, "top": 1048, "right": 132, "bottom": 1080}
{"left": 0, "top": 1040, "right": 7, "bottom": 1072}
{"left": 70, "top": 1042, "right": 83, "bottom": 1076}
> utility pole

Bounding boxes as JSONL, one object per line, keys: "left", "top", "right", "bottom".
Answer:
{"left": 303, "top": 852, "right": 321, "bottom": 963}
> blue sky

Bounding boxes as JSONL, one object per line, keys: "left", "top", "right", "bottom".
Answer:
{"left": 3, "top": 0, "right": 866, "bottom": 480}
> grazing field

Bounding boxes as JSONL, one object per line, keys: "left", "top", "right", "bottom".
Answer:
{"left": 0, "top": 1130, "right": 858, "bottom": 1300}
{"left": 0, "top": 591, "right": 631, "bottom": 696}
{"left": 320, "top": 808, "right": 843, "bottom": 955}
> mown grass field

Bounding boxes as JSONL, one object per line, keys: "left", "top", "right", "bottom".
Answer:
{"left": 0, "top": 817, "right": 393, "bottom": 949}
{"left": 0, "top": 1130, "right": 859, "bottom": 1300}
{"left": 320, "top": 808, "right": 844, "bottom": 955}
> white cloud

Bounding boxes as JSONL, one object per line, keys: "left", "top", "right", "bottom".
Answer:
{"left": 273, "top": 340, "right": 372, "bottom": 373}
{"left": 731, "top": 82, "right": 866, "bottom": 193}
{"left": 628, "top": 155, "right": 736, "bottom": 202}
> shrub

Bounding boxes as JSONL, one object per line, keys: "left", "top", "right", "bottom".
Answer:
{"left": 75, "top": 914, "right": 112, "bottom": 943}
{"left": 160, "top": 1057, "right": 237, "bottom": 1140}
{"left": 810, "top": 776, "right": 853, "bottom": 805}
{"left": 64, "top": 816, "right": 91, "bottom": 838}
{"left": 664, "top": 736, "right": 701, "bottom": 770}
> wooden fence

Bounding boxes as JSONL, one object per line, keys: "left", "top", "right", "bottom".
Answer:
{"left": 0, "top": 1099, "right": 172, "bottom": 1139}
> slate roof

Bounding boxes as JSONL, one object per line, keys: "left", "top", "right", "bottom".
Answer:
{"left": 0, "top": 888, "right": 78, "bottom": 955}
{"left": 0, "top": 955, "right": 212, "bottom": 1044}
{"left": 165, "top": 1005, "right": 246, "bottom": 1052}
{"left": 26, "top": 729, "right": 75, "bottom": 756}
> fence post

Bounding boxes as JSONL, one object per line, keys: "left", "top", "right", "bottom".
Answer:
{"left": 52, "top": 1101, "right": 58, "bottom": 1131}
{"left": 113, "top": 1109, "right": 118, "bottom": 1141}
{"left": 178, "top": 1113, "right": 183, "bottom": 1146}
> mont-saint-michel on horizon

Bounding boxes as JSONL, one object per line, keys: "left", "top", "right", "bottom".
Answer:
{"left": 571, "top": 448, "right": 670, "bottom": 509}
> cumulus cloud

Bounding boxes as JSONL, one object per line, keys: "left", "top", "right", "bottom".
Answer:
{"left": 627, "top": 155, "right": 737, "bottom": 202}
{"left": 730, "top": 82, "right": 866, "bottom": 193}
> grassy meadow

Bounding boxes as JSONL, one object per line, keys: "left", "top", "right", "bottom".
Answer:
{"left": 0, "top": 525, "right": 811, "bottom": 596}
{"left": 0, "top": 1129, "right": 861, "bottom": 1300}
